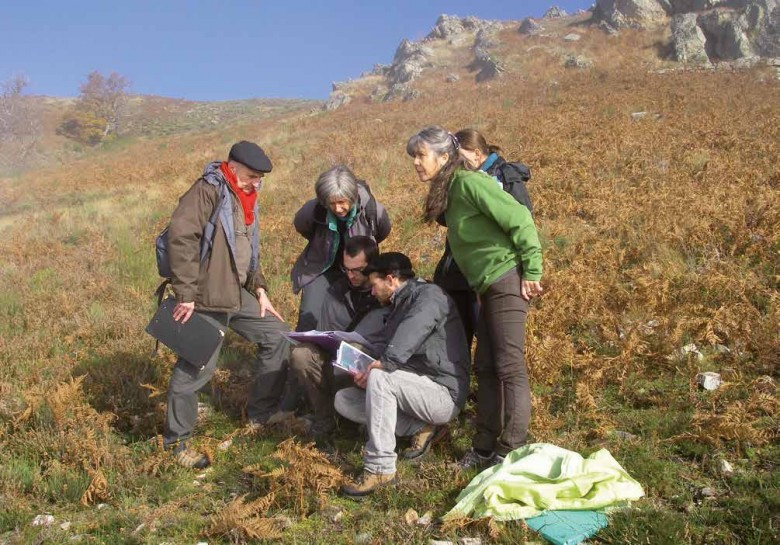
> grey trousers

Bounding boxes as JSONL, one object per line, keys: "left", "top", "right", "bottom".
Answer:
{"left": 473, "top": 267, "right": 531, "bottom": 456}
{"left": 163, "top": 288, "right": 290, "bottom": 445}
{"left": 296, "top": 269, "right": 340, "bottom": 331}
{"left": 334, "top": 369, "right": 458, "bottom": 475}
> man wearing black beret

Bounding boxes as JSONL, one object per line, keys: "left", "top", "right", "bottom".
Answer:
{"left": 162, "top": 141, "right": 290, "bottom": 468}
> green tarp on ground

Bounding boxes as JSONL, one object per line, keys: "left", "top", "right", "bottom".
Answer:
{"left": 445, "top": 443, "right": 644, "bottom": 521}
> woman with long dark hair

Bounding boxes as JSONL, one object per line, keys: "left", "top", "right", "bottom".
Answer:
{"left": 434, "top": 128, "right": 533, "bottom": 348}
{"left": 407, "top": 125, "right": 543, "bottom": 469}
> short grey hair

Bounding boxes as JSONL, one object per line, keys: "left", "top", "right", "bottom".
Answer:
{"left": 315, "top": 165, "right": 359, "bottom": 207}
{"left": 406, "top": 125, "right": 459, "bottom": 160}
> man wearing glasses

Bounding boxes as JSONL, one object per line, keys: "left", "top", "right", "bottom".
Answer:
{"left": 288, "top": 236, "right": 389, "bottom": 448}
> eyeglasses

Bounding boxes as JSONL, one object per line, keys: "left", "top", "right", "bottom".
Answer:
{"left": 340, "top": 264, "right": 366, "bottom": 275}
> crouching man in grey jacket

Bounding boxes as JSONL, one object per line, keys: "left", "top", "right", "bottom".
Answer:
{"left": 336, "top": 252, "right": 470, "bottom": 497}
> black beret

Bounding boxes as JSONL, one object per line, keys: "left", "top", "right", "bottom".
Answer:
{"left": 228, "top": 141, "right": 273, "bottom": 173}
{"left": 363, "top": 252, "right": 416, "bottom": 278}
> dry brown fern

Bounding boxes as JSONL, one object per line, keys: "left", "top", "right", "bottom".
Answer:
{"left": 243, "top": 438, "right": 344, "bottom": 517}
{"left": 205, "top": 493, "right": 283, "bottom": 542}
{"left": 80, "top": 469, "right": 110, "bottom": 506}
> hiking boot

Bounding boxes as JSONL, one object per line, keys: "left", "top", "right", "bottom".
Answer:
{"left": 340, "top": 470, "right": 397, "bottom": 497}
{"left": 451, "top": 448, "right": 494, "bottom": 471}
{"left": 402, "top": 424, "right": 448, "bottom": 460}
{"left": 172, "top": 442, "right": 210, "bottom": 469}
{"left": 266, "top": 410, "right": 296, "bottom": 426}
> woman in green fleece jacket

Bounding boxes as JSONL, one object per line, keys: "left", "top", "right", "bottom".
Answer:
{"left": 407, "top": 125, "right": 543, "bottom": 470}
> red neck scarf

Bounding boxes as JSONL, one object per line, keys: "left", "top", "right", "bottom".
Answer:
{"left": 220, "top": 162, "right": 257, "bottom": 225}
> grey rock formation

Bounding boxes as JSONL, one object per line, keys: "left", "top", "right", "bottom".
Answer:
{"left": 519, "top": 17, "right": 544, "bottom": 35}
{"left": 427, "top": 14, "right": 501, "bottom": 40}
{"left": 672, "top": 13, "right": 712, "bottom": 63}
{"left": 595, "top": 0, "right": 669, "bottom": 28}
{"left": 752, "top": 0, "right": 780, "bottom": 56}
{"left": 544, "top": 6, "right": 569, "bottom": 18}
{"left": 428, "top": 14, "right": 465, "bottom": 39}
{"left": 698, "top": 9, "right": 754, "bottom": 59}
{"left": 471, "top": 27, "right": 505, "bottom": 81}
{"left": 598, "top": 19, "right": 621, "bottom": 33}
{"left": 387, "top": 39, "right": 433, "bottom": 86}
{"left": 446, "top": 73, "right": 460, "bottom": 82}
{"left": 383, "top": 83, "right": 421, "bottom": 102}
{"left": 564, "top": 33, "right": 583, "bottom": 40}
{"left": 667, "top": 1, "right": 746, "bottom": 12}
{"left": 324, "top": 92, "right": 351, "bottom": 111}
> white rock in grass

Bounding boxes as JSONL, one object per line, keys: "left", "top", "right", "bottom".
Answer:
{"left": 217, "top": 438, "right": 233, "bottom": 451}
{"left": 430, "top": 541, "right": 455, "bottom": 545}
{"left": 719, "top": 459, "right": 734, "bottom": 476}
{"left": 696, "top": 372, "right": 722, "bottom": 391}
{"left": 31, "top": 514, "right": 55, "bottom": 527}
{"left": 417, "top": 511, "right": 434, "bottom": 526}
{"left": 459, "top": 538, "right": 483, "bottom": 545}
{"left": 59, "top": 521, "right": 71, "bottom": 531}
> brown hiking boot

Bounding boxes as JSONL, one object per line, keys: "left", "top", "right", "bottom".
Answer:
{"left": 402, "top": 424, "right": 447, "bottom": 460}
{"left": 340, "top": 470, "right": 397, "bottom": 497}
{"left": 172, "top": 442, "right": 210, "bottom": 469}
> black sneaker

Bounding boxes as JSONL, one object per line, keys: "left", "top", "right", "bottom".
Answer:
{"left": 451, "top": 448, "right": 494, "bottom": 471}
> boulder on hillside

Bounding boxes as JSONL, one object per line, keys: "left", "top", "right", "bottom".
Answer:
{"left": 697, "top": 9, "right": 754, "bottom": 59}
{"left": 428, "top": 14, "right": 465, "bottom": 39}
{"left": 671, "top": 13, "right": 712, "bottom": 63}
{"left": 324, "top": 91, "right": 351, "bottom": 111}
{"left": 667, "top": 0, "right": 748, "bottom": 12}
{"left": 752, "top": 0, "right": 780, "bottom": 56}
{"left": 470, "top": 27, "right": 505, "bottom": 81}
{"left": 519, "top": 17, "right": 544, "bottom": 34}
{"left": 426, "top": 14, "right": 500, "bottom": 40}
{"left": 383, "top": 83, "right": 421, "bottom": 102}
{"left": 595, "top": 0, "right": 669, "bottom": 28}
{"left": 386, "top": 39, "right": 433, "bottom": 86}
{"left": 544, "top": 6, "right": 569, "bottom": 18}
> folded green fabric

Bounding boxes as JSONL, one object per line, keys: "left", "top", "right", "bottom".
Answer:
{"left": 445, "top": 443, "right": 644, "bottom": 521}
{"left": 525, "top": 510, "right": 608, "bottom": 545}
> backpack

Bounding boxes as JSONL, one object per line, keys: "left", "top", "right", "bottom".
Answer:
{"left": 155, "top": 184, "right": 228, "bottom": 280}
{"left": 495, "top": 161, "right": 533, "bottom": 213}
{"left": 151, "top": 184, "right": 228, "bottom": 355}
{"left": 356, "top": 179, "right": 378, "bottom": 233}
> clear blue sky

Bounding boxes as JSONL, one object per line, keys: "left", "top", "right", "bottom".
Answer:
{"left": 1, "top": 0, "right": 592, "bottom": 101}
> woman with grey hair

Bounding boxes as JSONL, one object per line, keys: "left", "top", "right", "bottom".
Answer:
{"left": 291, "top": 164, "right": 391, "bottom": 331}
{"left": 407, "top": 125, "right": 543, "bottom": 470}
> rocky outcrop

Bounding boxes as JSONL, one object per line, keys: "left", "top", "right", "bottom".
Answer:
{"left": 672, "top": 13, "right": 712, "bottom": 63}
{"left": 470, "top": 27, "right": 505, "bottom": 81}
{"left": 387, "top": 39, "right": 433, "bottom": 86}
{"left": 698, "top": 9, "right": 754, "bottom": 58}
{"left": 595, "top": 0, "right": 669, "bottom": 29}
{"left": 324, "top": 92, "right": 351, "bottom": 111}
{"left": 518, "top": 17, "right": 544, "bottom": 35}
{"left": 668, "top": 0, "right": 777, "bottom": 63}
{"left": 426, "top": 14, "right": 501, "bottom": 41}
{"left": 544, "top": 6, "right": 569, "bottom": 18}
{"left": 753, "top": 0, "right": 780, "bottom": 56}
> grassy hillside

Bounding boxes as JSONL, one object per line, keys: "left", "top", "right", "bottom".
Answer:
{"left": 0, "top": 22, "right": 778, "bottom": 545}
{"left": 0, "top": 95, "right": 318, "bottom": 175}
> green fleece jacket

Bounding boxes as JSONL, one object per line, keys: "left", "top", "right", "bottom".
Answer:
{"left": 445, "top": 169, "right": 542, "bottom": 293}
